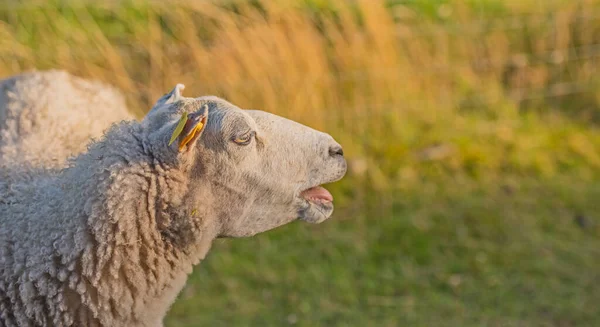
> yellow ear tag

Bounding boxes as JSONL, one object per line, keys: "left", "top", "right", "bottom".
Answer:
{"left": 178, "top": 121, "right": 204, "bottom": 152}
{"left": 169, "top": 112, "right": 188, "bottom": 146}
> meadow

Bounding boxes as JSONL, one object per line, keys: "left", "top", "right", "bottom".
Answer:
{"left": 1, "top": 0, "right": 600, "bottom": 325}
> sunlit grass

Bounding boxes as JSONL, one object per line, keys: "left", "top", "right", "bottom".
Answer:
{"left": 2, "top": 0, "right": 600, "bottom": 184}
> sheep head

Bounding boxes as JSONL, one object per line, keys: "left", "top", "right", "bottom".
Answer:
{"left": 141, "top": 85, "right": 347, "bottom": 238}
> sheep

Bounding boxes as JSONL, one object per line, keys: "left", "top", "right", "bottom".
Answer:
{"left": 0, "top": 70, "right": 134, "bottom": 167}
{"left": 0, "top": 83, "right": 347, "bottom": 327}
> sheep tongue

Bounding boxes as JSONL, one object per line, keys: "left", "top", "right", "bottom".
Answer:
{"left": 301, "top": 186, "right": 333, "bottom": 203}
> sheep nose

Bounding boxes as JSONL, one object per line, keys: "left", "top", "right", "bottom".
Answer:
{"left": 328, "top": 145, "right": 344, "bottom": 157}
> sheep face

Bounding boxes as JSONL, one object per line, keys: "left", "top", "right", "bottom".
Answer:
{"left": 143, "top": 85, "right": 347, "bottom": 238}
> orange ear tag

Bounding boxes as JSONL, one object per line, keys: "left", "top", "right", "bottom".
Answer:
{"left": 178, "top": 121, "right": 204, "bottom": 152}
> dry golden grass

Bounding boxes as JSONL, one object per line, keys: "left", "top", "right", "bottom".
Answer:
{"left": 2, "top": 0, "right": 600, "bottom": 183}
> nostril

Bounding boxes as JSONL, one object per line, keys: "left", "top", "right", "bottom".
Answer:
{"left": 329, "top": 145, "right": 344, "bottom": 157}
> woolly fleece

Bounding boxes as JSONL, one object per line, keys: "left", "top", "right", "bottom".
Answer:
{"left": 0, "top": 70, "right": 134, "bottom": 167}
{"left": 0, "top": 84, "right": 346, "bottom": 326}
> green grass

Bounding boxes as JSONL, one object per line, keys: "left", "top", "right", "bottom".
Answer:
{"left": 167, "top": 175, "right": 600, "bottom": 326}
{"left": 2, "top": 0, "right": 600, "bottom": 325}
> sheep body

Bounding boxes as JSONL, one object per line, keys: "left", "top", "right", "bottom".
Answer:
{"left": 0, "top": 123, "right": 202, "bottom": 326}
{"left": 0, "top": 72, "right": 169, "bottom": 326}
{"left": 0, "top": 70, "right": 134, "bottom": 167}
{"left": 0, "top": 80, "right": 346, "bottom": 326}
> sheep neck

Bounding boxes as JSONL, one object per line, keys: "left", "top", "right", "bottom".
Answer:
{"left": 57, "top": 122, "right": 218, "bottom": 326}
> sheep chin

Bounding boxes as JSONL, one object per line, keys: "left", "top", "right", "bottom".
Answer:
{"left": 297, "top": 199, "right": 334, "bottom": 224}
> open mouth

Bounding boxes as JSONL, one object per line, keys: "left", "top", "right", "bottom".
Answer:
{"left": 300, "top": 186, "right": 333, "bottom": 204}
{"left": 298, "top": 185, "right": 334, "bottom": 223}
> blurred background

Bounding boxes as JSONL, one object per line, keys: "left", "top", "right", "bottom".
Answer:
{"left": 2, "top": 0, "right": 600, "bottom": 325}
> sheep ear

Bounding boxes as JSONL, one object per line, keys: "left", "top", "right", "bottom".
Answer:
{"left": 149, "top": 84, "right": 186, "bottom": 112}
{"left": 169, "top": 104, "right": 208, "bottom": 153}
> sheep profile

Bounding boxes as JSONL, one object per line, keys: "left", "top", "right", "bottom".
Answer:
{"left": 0, "top": 83, "right": 347, "bottom": 326}
{"left": 0, "top": 70, "right": 134, "bottom": 167}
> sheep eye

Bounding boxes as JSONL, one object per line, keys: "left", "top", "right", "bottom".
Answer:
{"left": 232, "top": 131, "right": 255, "bottom": 146}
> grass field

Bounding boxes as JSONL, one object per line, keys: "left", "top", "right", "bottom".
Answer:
{"left": 2, "top": 0, "right": 600, "bottom": 325}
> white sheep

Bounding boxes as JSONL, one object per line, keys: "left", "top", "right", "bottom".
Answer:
{"left": 0, "top": 83, "right": 347, "bottom": 326}
{"left": 0, "top": 70, "right": 134, "bottom": 167}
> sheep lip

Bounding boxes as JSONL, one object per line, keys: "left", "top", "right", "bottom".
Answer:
{"left": 300, "top": 186, "right": 333, "bottom": 204}
{"left": 297, "top": 186, "right": 334, "bottom": 224}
